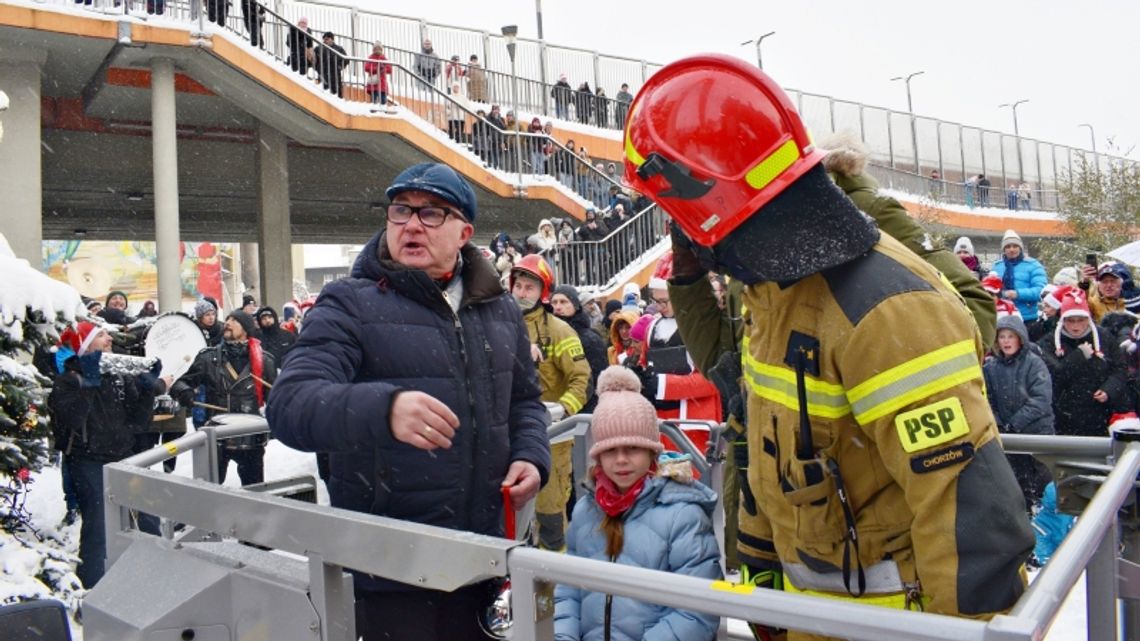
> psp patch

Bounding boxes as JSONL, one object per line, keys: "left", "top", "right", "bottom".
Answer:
{"left": 910, "top": 443, "right": 975, "bottom": 474}
{"left": 894, "top": 396, "right": 970, "bottom": 453}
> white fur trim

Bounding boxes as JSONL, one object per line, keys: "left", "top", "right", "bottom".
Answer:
{"left": 78, "top": 327, "right": 105, "bottom": 356}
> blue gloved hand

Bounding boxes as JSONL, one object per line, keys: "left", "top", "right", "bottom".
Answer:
{"left": 77, "top": 352, "right": 103, "bottom": 388}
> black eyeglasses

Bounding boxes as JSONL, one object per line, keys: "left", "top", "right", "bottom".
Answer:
{"left": 386, "top": 203, "right": 465, "bottom": 228}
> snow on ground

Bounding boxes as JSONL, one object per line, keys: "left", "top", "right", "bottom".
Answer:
{"left": 3, "top": 436, "right": 1093, "bottom": 640}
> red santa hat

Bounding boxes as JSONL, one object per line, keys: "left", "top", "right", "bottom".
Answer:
{"left": 59, "top": 321, "right": 105, "bottom": 356}
{"left": 1055, "top": 289, "right": 1101, "bottom": 356}
{"left": 1043, "top": 284, "right": 1074, "bottom": 311}
{"left": 1059, "top": 289, "right": 1091, "bottom": 320}
{"left": 1110, "top": 412, "right": 1140, "bottom": 433}
{"left": 995, "top": 299, "right": 1021, "bottom": 319}
{"left": 648, "top": 251, "right": 673, "bottom": 292}
{"left": 981, "top": 273, "right": 1003, "bottom": 295}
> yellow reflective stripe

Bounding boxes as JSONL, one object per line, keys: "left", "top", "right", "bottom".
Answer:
{"left": 784, "top": 579, "right": 920, "bottom": 609}
{"left": 559, "top": 392, "right": 583, "bottom": 415}
{"left": 847, "top": 340, "right": 982, "bottom": 426}
{"left": 624, "top": 131, "right": 646, "bottom": 167}
{"left": 552, "top": 336, "right": 582, "bottom": 358}
{"left": 742, "top": 350, "right": 851, "bottom": 420}
{"left": 744, "top": 139, "right": 800, "bottom": 191}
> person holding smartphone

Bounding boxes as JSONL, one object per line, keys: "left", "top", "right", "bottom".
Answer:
{"left": 1080, "top": 256, "right": 1140, "bottom": 322}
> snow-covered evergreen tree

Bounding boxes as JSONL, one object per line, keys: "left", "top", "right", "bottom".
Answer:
{"left": 0, "top": 233, "right": 85, "bottom": 609}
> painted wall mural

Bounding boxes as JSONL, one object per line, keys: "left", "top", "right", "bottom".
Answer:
{"left": 42, "top": 240, "right": 236, "bottom": 312}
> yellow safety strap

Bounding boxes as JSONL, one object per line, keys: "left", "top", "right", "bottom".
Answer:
{"left": 783, "top": 578, "right": 921, "bottom": 610}
{"left": 847, "top": 340, "right": 982, "bottom": 425}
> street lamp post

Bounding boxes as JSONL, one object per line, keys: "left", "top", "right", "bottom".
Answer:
{"left": 740, "top": 31, "right": 775, "bottom": 70}
{"left": 999, "top": 99, "right": 1029, "bottom": 183}
{"left": 890, "top": 70, "right": 924, "bottom": 174}
{"left": 502, "top": 25, "right": 524, "bottom": 192}
{"left": 1079, "top": 123, "right": 1099, "bottom": 171}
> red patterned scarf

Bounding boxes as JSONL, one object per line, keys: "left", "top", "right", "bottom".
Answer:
{"left": 593, "top": 467, "right": 650, "bottom": 517}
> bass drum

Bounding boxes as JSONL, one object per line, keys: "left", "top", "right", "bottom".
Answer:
{"left": 144, "top": 312, "right": 206, "bottom": 383}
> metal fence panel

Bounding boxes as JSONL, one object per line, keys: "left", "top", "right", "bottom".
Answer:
{"left": 861, "top": 107, "right": 892, "bottom": 167}
{"left": 798, "top": 93, "right": 834, "bottom": 143}
{"left": 915, "top": 116, "right": 940, "bottom": 175}
{"left": 889, "top": 112, "right": 916, "bottom": 172}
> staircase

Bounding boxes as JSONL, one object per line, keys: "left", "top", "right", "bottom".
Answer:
{"left": 545, "top": 204, "right": 670, "bottom": 293}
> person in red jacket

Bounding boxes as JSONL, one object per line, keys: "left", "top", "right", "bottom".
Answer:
{"left": 629, "top": 255, "right": 721, "bottom": 454}
{"left": 364, "top": 41, "right": 392, "bottom": 107}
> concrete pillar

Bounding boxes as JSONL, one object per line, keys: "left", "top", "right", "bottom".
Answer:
{"left": 151, "top": 58, "right": 182, "bottom": 313}
{"left": 240, "top": 241, "right": 260, "bottom": 302}
{"left": 255, "top": 122, "right": 293, "bottom": 309}
{"left": 0, "top": 47, "right": 46, "bottom": 264}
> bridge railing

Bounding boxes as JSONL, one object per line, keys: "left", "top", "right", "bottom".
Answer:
{"left": 32, "top": 0, "right": 1134, "bottom": 199}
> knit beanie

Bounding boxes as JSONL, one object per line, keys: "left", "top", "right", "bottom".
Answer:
{"left": 1053, "top": 267, "right": 1079, "bottom": 287}
{"left": 194, "top": 299, "right": 217, "bottom": 319}
{"left": 553, "top": 284, "right": 583, "bottom": 313}
{"left": 242, "top": 293, "right": 257, "bottom": 308}
{"left": 1001, "top": 229, "right": 1024, "bottom": 251}
{"left": 588, "top": 366, "right": 664, "bottom": 461}
{"left": 226, "top": 310, "right": 258, "bottom": 338}
{"left": 629, "top": 314, "right": 654, "bottom": 343}
{"left": 105, "top": 290, "right": 129, "bottom": 308}
{"left": 953, "top": 236, "right": 974, "bottom": 255}
{"left": 60, "top": 321, "right": 105, "bottom": 356}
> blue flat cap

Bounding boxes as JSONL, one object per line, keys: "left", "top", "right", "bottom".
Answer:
{"left": 385, "top": 163, "right": 478, "bottom": 223}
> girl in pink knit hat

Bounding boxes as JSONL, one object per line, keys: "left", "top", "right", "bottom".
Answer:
{"left": 554, "top": 365, "right": 721, "bottom": 641}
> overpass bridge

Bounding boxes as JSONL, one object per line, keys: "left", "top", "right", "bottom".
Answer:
{"left": 0, "top": 0, "right": 1091, "bottom": 306}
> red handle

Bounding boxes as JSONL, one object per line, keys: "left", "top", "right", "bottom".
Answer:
{"left": 502, "top": 486, "right": 516, "bottom": 540}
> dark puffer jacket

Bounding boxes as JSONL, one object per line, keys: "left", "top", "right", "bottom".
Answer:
{"left": 268, "top": 232, "right": 551, "bottom": 590}
{"left": 48, "top": 353, "right": 162, "bottom": 462}
{"left": 983, "top": 316, "right": 1054, "bottom": 435}
{"left": 1038, "top": 323, "right": 1130, "bottom": 437}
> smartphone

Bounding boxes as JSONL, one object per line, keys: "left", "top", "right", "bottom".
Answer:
{"left": 1086, "top": 253, "right": 1098, "bottom": 269}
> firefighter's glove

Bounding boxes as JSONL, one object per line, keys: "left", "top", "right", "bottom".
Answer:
{"left": 740, "top": 564, "right": 786, "bottom": 641}
{"left": 669, "top": 221, "right": 704, "bottom": 283}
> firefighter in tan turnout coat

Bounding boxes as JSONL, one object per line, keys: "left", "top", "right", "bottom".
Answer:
{"left": 623, "top": 54, "right": 1033, "bottom": 640}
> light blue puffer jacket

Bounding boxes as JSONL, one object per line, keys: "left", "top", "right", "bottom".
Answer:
{"left": 554, "top": 476, "right": 722, "bottom": 641}
{"left": 992, "top": 255, "right": 1048, "bottom": 318}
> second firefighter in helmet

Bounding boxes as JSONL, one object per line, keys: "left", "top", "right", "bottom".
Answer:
{"left": 510, "top": 255, "right": 591, "bottom": 551}
{"left": 625, "top": 54, "right": 1032, "bottom": 639}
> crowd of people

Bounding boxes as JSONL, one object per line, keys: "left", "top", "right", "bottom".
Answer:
{"left": 36, "top": 113, "right": 1121, "bottom": 641}
{"left": 39, "top": 288, "right": 311, "bottom": 590}
{"left": 956, "top": 228, "right": 1140, "bottom": 563}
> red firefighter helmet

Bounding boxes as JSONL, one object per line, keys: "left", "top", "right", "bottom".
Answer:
{"left": 623, "top": 54, "right": 824, "bottom": 247}
{"left": 510, "top": 254, "right": 555, "bottom": 303}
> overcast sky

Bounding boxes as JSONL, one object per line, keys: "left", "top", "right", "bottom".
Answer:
{"left": 354, "top": 0, "right": 1139, "bottom": 158}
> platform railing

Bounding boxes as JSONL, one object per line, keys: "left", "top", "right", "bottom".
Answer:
{"left": 98, "top": 411, "right": 1140, "bottom": 641}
